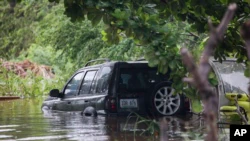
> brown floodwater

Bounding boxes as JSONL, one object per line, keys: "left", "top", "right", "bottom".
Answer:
{"left": 0, "top": 98, "right": 229, "bottom": 141}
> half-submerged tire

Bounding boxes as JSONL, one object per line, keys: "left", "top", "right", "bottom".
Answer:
{"left": 83, "top": 107, "right": 97, "bottom": 117}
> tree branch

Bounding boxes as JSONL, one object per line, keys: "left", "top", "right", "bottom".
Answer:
{"left": 180, "top": 3, "right": 237, "bottom": 141}
{"left": 234, "top": 96, "right": 248, "bottom": 124}
{"left": 199, "top": 3, "right": 237, "bottom": 80}
{"left": 240, "top": 20, "right": 250, "bottom": 113}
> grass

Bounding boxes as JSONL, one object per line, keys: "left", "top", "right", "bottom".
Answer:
{"left": 0, "top": 66, "right": 65, "bottom": 98}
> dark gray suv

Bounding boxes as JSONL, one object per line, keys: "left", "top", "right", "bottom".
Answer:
{"left": 42, "top": 59, "right": 190, "bottom": 116}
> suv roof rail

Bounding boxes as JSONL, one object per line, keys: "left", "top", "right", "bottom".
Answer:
{"left": 84, "top": 58, "right": 110, "bottom": 67}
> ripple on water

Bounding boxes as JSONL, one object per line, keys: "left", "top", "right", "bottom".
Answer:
{"left": 0, "top": 129, "right": 16, "bottom": 132}
{"left": 0, "top": 125, "right": 19, "bottom": 128}
{"left": 17, "top": 135, "right": 109, "bottom": 141}
{"left": 0, "top": 135, "right": 13, "bottom": 139}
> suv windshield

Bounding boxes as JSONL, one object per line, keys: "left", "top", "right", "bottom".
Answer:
{"left": 214, "top": 61, "right": 248, "bottom": 93}
{"left": 118, "top": 68, "right": 168, "bottom": 92}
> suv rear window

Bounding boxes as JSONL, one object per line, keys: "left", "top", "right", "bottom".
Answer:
{"left": 118, "top": 68, "right": 169, "bottom": 92}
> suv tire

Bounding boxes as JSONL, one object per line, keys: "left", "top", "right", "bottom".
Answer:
{"left": 149, "top": 82, "right": 184, "bottom": 116}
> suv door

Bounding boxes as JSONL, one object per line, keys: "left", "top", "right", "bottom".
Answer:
{"left": 95, "top": 66, "right": 113, "bottom": 113}
{"left": 71, "top": 70, "right": 98, "bottom": 111}
{"left": 53, "top": 71, "right": 85, "bottom": 111}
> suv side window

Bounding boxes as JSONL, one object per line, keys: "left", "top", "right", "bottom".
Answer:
{"left": 64, "top": 72, "right": 84, "bottom": 96}
{"left": 96, "top": 67, "right": 112, "bottom": 93}
{"left": 79, "top": 70, "right": 97, "bottom": 94}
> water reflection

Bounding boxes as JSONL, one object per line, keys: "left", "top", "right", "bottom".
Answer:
{"left": 41, "top": 111, "right": 157, "bottom": 141}
{"left": 0, "top": 99, "right": 213, "bottom": 141}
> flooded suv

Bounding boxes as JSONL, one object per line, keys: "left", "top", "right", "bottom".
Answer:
{"left": 42, "top": 59, "right": 190, "bottom": 116}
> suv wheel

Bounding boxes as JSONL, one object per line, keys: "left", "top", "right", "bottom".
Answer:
{"left": 149, "top": 83, "right": 184, "bottom": 116}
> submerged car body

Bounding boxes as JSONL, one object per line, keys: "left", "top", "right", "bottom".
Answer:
{"left": 42, "top": 59, "right": 190, "bottom": 116}
{"left": 210, "top": 58, "right": 250, "bottom": 117}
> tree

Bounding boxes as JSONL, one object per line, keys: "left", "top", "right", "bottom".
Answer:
{"left": 46, "top": 0, "right": 250, "bottom": 61}
{"left": 31, "top": 1, "right": 144, "bottom": 70}
{"left": 8, "top": 0, "right": 226, "bottom": 96}
{"left": 0, "top": 0, "right": 52, "bottom": 59}
{"left": 46, "top": 0, "right": 244, "bottom": 91}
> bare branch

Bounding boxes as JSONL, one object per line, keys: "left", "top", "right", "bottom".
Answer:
{"left": 181, "top": 32, "right": 200, "bottom": 38}
{"left": 234, "top": 97, "right": 248, "bottom": 124}
{"left": 240, "top": 20, "right": 250, "bottom": 112}
{"left": 180, "top": 3, "right": 237, "bottom": 141}
{"left": 200, "top": 3, "right": 237, "bottom": 78}
{"left": 182, "top": 77, "right": 194, "bottom": 85}
{"left": 217, "top": 4, "right": 237, "bottom": 37}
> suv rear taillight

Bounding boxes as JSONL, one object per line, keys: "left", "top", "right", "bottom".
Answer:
{"left": 109, "top": 98, "right": 117, "bottom": 112}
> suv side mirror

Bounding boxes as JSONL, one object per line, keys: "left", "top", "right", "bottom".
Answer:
{"left": 49, "top": 89, "right": 63, "bottom": 98}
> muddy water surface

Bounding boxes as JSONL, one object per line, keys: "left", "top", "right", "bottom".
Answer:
{"left": 0, "top": 98, "right": 221, "bottom": 141}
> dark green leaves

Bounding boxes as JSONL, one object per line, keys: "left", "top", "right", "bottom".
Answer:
{"left": 144, "top": 4, "right": 156, "bottom": 8}
{"left": 244, "top": 63, "right": 250, "bottom": 77}
{"left": 64, "top": 3, "right": 84, "bottom": 22}
{"left": 112, "top": 9, "right": 130, "bottom": 20}
{"left": 87, "top": 10, "right": 102, "bottom": 26}
{"left": 48, "top": 0, "right": 60, "bottom": 3}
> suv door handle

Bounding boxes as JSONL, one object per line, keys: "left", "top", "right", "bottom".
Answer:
{"left": 85, "top": 100, "right": 89, "bottom": 103}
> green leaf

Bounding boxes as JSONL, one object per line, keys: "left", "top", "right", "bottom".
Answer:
{"left": 48, "top": 0, "right": 60, "bottom": 3}
{"left": 169, "top": 60, "right": 176, "bottom": 69}
{"left": 125, "top": 28, "right": 133, "bottom": 37}
{"left": 246, "top": 0, "right": 250, "bottom": 5}
{"left": 209, "top": 78, "right": 218, "bottom": 86}
{"left": 208, "top": 72, "right": 216, "bottom": 79}
{"left": 220, "top": 0, "right": 228, "bottom": 4}
{"left": 144, "top": 4, "right": 156, "bottom": 8}
{"left": 103, "top": 14, "right": 110, "bottom": 24}
{"left": 112, "top": 9, "right": 130, "bottom": 20}
{"left": 87, "top": 11, "right": 102, "bottom": 26}
{"left": 92, "top": 14, "right": 103, "bottom": 26}
{"left": 244, "top": 68, "right": 250, "bottom": 77}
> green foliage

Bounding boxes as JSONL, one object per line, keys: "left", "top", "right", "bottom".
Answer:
{"left": 208, "top": 71, "right": 219, "bottom": 86}
{"left": 17, "top": 44, "right": 75, "bottom": 78}
{"left": 190, "top": 99, "right": 203, "bottom": 114}
{"left": 99, "top": 38, "right": 143, "bottom": 61}
{"left": 45, "top": 0, "right": 224, "bottom": 96}
{"left": 0, "top": 0, "right": 51, "bottom": 59}
{"left": 126, "top": 112, "right": 159, "bottom": 136}
{"left": 33, "top": 0, "right": 152, "bottom": 68}
{"left": 6, "top": 0, "right": 250, "bottom": 102}
{"left": 0, "top": 1, "right": 73, "bottom": 97}
{"left": 1, "top": 0, "right": 161, "bottom": 97}
{"left": 0, "top": 66, "right": 65, "bottom": 97}
{"left": 44, "top": 0, "right": 250, "bottom": 94}
{"left": 53, "top": 0, "right": 250, "bottom": 63}
{"left": 244, "top": 61, "right": 250, "bottom": 77}
{"left": 1, "top": 0, "right": 206, "bottom": 98}
{"left": 182, "top": 131, "right": 205, "bottom": 141}
{"left": 32, "top": 1, "right": 107, "bottom": 69}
